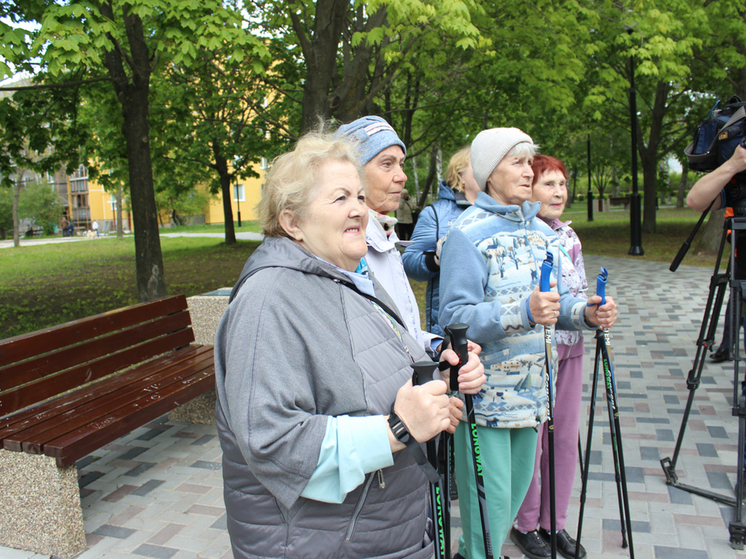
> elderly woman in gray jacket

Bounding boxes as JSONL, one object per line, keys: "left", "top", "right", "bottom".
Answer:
{"left": 214, "top": 132, "right": 485, "bottom": 559}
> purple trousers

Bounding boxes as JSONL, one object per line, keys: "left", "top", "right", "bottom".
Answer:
{"left": 515, "top": 345, "right": 584, "bottom": 533}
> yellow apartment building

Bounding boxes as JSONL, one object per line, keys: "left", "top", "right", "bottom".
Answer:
{"left": 55, "top": 162, "right": 266, "bottom": 234}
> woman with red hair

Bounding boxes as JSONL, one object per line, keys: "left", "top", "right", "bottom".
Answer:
{"left": 511, "top": 154, "right": 588, "bottom": 559}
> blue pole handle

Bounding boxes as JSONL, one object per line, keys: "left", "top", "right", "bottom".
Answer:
{"left": 540, "top": 252, "right": 553, "bottom": 293}
{"left": 596, "top": 267, "right": 608, "bottom": 306}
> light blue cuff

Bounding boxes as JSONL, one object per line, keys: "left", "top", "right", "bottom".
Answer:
{"left": 300, "top": 415, "right": 394, "bottom": 504}
{"left": 526, "top": 298, "right": 535, "bottom": 324}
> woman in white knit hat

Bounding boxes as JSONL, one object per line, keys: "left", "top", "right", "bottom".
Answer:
{"left": 438, "top": 128, "right": 617, "bottom": 559}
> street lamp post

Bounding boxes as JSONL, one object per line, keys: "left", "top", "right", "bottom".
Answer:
{"left": 587, "top": 135, "right": 594, "bottom": 222}
{"left": 628, "top": 30, "right": 644, "bottom": 255}
{"left": 236, "top": 183, "right": 242, "bottom": 228}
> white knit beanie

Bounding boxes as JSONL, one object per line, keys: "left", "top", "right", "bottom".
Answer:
{"left": 470, "top": 128, "right": 533, "bottom": 191}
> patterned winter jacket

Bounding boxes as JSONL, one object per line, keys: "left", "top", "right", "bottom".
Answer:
{"left": 438, "top": 192, "right": 595, "bottom": 428}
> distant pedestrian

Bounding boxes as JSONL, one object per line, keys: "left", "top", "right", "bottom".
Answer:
{"left": 93, "top": 220, "right": 99, "bottom": 237}
{"left": 61, "top": 217, "right": 69, "bottom": 237}
{"left": 395, "top": 190, "right": 415, "bottom": 240}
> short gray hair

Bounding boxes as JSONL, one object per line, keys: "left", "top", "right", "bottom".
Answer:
{"left": 257, "top": 132, "right": 364, "bottom": 237}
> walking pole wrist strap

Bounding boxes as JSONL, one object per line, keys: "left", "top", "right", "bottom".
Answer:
{"left": 388, "top": 407, "right": 440, "bottom": 484}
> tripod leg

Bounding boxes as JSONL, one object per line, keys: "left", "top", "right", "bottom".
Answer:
{"left": 730, "top": 278, "right": 746, "bottom": 549}
{"left": 663, "top": 223, "right": 730, "bottom": 482}
{"left": 575, "top": 333, "right": 602, "bottom": 557}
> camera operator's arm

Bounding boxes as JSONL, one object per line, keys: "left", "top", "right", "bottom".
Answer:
{"left": 687, "top": 145, "right": 746, "bottom": 212}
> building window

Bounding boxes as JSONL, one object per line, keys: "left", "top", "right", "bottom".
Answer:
{"left": 234, "top": 184, "right": 245, "bottom": 202}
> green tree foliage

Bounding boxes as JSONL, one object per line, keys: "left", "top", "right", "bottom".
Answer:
{"left": 156, "top": 39, "right": 274, "bottom": 244}
{"left": 0, "top": 75, "right": 86, "bottom": 246}
{"left": 154, "top": 186, "right": 213, "bottom": 227}
{"left": 19, "top": 180, "right": 62, "bottom": 234}
{"left": 3, "top": 0, "right": 267, "bottom": 301}
{"left": 0, "top": 187, "right": 13, "bottom": 238}
{"left": 578, "top": 0, "right": 716, "bottom": 233}
{"left": 254, "top": 0, "right": 485, "bottom": 133}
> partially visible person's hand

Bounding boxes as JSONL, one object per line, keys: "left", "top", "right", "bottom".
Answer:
{"left": 434, "top": 236, "right": 445, "bottom": 265}
{"left": 585, "top": 295, "right": 618, "bottom": 329}
{"left": 528, "top": 281, "right": 560, "bottom": 326}
{"left": 446, "top": 397, "right": 464, "bottom": 432}
{"left": 390, "top": 379, "right": 451, "bottom": 446}
{"left": 439, "top": 349, "right": 485, "bottom": 394}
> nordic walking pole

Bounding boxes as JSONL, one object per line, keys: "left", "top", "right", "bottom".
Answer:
{"left": 412, "top": 361, "right": 449, "bottom": 559}
{"left": 540, "top": 253, "right": 558, "bottom": 559}
{"left": 574, "top": 316, "right": 604, "bottom": 558}
{"left": 444, "top": 323, "right": 493, "bottom": 559}
{"left": 595, "top": 268, "right": 635, "bottom": 558}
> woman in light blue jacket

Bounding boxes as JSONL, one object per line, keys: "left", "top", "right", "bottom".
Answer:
{"left": 402, "top": 146, "right": 480, "bottom": 336}
{"left": 438, "top": 128, "right": 618, "bottom": 559}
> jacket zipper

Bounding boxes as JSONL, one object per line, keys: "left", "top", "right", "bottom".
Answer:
{"left": 345, "top": 472, "right": 376, "bottom": 541}
{"left": 377, "top": 469, "right": 386, "bottom": 489}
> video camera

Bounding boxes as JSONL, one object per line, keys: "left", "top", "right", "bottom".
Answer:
{"left": 685, "top": 95, "right": 746, "bottom": 173}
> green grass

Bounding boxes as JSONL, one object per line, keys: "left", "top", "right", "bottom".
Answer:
{"left": 0, "top": 208, "right": 721, "bottom": 340}
{"left": 0, "top": 236, "right": 260, "bottom": 339}
{"left": 157, "top": 221, "right": 264, "bottom": 234}
{"left": 563, "top": 206, "right": 718, "bottom": 268}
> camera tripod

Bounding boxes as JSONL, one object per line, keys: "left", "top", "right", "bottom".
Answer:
{"left": 660, "top": 215, "right": 746, "bottom": 549}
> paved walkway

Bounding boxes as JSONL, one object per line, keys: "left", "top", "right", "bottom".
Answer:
{"left": 0, "top": 231, "right": 265, "bottom": 249}
{"left": 3, "top": 255, "right": 746, "bottom": 559}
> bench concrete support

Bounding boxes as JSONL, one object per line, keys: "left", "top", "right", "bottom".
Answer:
{"left": 0, "top": 449, "right": 86, "bottom": 558}
{"left": 168, "top": 293, "right": 230, "bottom": 425}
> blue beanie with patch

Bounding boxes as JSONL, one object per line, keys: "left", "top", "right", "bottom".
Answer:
{"left": 334, "top": 116, "right": 407, "bottom": 165}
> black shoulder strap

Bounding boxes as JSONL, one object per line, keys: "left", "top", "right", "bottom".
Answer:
{"left": 342, "top": 279, "right": 407, "bottom": 331}
{"left": 432, "top": 205, "right": 440, "bottom": 246}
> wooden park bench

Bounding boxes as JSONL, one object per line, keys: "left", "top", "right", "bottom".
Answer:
{"left": 609, "top": 195, "right": 631, "bottom": 209}
{"left": 0, "top": 294, "right": 215, "bottom": 558}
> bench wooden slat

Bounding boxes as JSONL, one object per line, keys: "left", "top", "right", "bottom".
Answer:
{"left": 0, "top": 344, "right": 208, "bottom": 437}
{"left": 0, "top": 310, "right": 192, "bottom": 391}
{"left": 45, "top": 368, "right": 215, "bottom": 467}
{"left": 0, "top": 293, "right": 217, "bottom": 470}
{"left": 9, "top": 349, "right": 214, "bottom": 453}
{"left": 0, "top": 329, "right": 195, "bottom": 417}
{"left": 0, "top": 295, "right": 189, "bottom": 365}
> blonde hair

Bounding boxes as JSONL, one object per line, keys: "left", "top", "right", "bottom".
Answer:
{"left": 256, "top": 132, "right": 363, "bottom": 237}
{"left": 445, "top": 146, "right": 471, "bottom": 193}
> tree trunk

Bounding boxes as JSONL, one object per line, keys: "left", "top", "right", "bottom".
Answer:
{"left": 411, "top": 155, "right": 420, "bottom": 203}
{"left": 12, "top": 171, "right": 22, "bottom": 248}
{"left": 212, "top": 141, "right": 236, "bottom": 245}
{"left": 641, "top": 156, "right": 658, "bottom": 233}
{"left": 569, "top": 166, "right": 577, "bottom": 206}
{"left": 296, "top": 0, "right": 349, "bottom": 132}
{"left": 639, "top": 80, "right": 670, "bottom": 234}
{"left": 116, "top": 183, "right": 124, "bottom": 239}
{"left": 676, "top": 169, "right": 687, "bottom": 208}
{"left": 418, "top": 143, "right": 438, "bottom": 208}
{"left": 101, "top": 6, "right": 167, "bottom": 301}
{"left": 694, "top": 207, "right": 726, "bottom": 255}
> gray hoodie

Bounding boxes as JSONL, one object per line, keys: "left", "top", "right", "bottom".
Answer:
{"left": 215, "top": 236, "right": 434, "bottom": 559}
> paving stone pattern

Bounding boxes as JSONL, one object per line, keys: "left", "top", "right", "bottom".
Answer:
{"left": 4, "top": 256, "right": 746, "bottom": 558}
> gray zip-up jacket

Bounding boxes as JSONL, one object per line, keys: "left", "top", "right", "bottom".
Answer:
{"left": 215, "top": 236, "right": 434, "bottom": 559}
